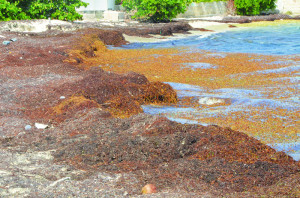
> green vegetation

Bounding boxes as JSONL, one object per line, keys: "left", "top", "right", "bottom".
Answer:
{"left": 192, "top": 0, "right": 225, "bottom": 2}
{"left": 234, "top": 0, "right": 276, "bottom": 15}
{"left": 0, "top": 0, "right": 88, "bottom": 21}
{"left": 285, "top": 11, "right": 293, "bottom": 15}
{"left": 122, "top": 0, "right": 193, "bottom": 22}
{"left": 0, "top": 0, "right": 26, "bottom": 21}
{"left": 115, "top": 0, "right": 122, "bottom": 5}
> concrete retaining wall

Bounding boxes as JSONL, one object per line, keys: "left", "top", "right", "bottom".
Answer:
{"left": 79, "top": 1, "right": 228, "bottom": 20}
{"left": 77, "top": 0, "right": 300, "bottom": 21}
{"left": 179, "top": 1, "right": 300, "bottom": 18}
{"left": 177, "top": 1, "right": 228, "bottom": 18}
{"left": 77, "top": 0, "right": 115, "bottom": 11}
{"left": 276, "top": 0, "right": 300, "bottom": 15}
{"left": 77, "top": 10, "right": 105, "bottom": 21}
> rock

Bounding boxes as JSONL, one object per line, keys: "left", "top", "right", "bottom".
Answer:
{"left": 35, "top": 123, "right": 49, "bottom": 129}
{"left": 142, "top": 184, "right": 157, "bottom": 194}
{"left": 3, "top": 41, "right": 11, "bottom": 45}
{"left": 198, "top": 97, "right": 225, "bottom": 105}
{"left": 196, "top": 28, "right": 214, "bottom": 32}
{"left": 25, "top": 125, "right": 32, "bottom": 130}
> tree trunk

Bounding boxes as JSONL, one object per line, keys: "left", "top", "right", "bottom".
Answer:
{"left": 227, "top": 0, "right": 236, "bottom": 15}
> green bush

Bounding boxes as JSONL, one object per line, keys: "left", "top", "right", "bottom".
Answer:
{"left": 0, "top": 0, "right": 28, "bottom": 21}
{"left": 115, "top": 0, "right": 122, "bottom": 5}
{"left": 123, "top": 0, "right": 193, "bottom": 22}
{"left": 192, "top": 0, "right": 226, "bottom": 2}
{"left": 0, "top": 0, "right": 88, "bottom": 21}
{"left": 234, "top": 0, "right": 276, "bottom": 15}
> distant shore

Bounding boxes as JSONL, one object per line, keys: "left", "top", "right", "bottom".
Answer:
{"left": 1, "top": 14, "right": 299, "bottom": 45}
{"left": 124, "top": 19, "right": 300, "bottom": 43}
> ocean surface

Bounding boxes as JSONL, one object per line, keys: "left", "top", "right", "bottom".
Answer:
{"left": 123, "top": 22, "right": 300, "bottom": 160}
{"left": 124, "top": 22, "right": 300, "bottom": 55}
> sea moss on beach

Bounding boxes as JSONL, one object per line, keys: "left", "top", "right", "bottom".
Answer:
{"left": 0, "top": 21, "right": 299, "bottom": 197}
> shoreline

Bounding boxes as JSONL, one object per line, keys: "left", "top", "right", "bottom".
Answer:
{"left": 1, "top": 15, "right": 299, "bottom": 44}
{"left": 123, "top": 21, "right": 234, "bottom": 43}
{"left": 124, "top": 19, "right": 300, "bottom": 43}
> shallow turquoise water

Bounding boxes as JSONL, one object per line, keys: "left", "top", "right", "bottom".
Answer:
{"left": 126, "top": 23, "right": 300, "bottom": 160}
{"left": 124, "top": 23, "right": 300, "bottom": 55}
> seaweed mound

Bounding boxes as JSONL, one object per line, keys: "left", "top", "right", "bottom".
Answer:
{"left": 52, "top": 67, "right": 177, "bottom": 119}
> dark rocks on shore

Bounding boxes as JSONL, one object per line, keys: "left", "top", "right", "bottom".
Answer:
{"left": 115, "top": 22, "right": 193, "bottom": 37}
{"left": 188, "top": 14, "right": 300, "bottom": 24}
{"left": 222, "top": 14, "right": 297, "bottom": 23}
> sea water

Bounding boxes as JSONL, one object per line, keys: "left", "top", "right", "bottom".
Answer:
{"left": 124, "top": 22, "right": 300, "bottom": 55}
{"left": 124, "top": 22, "right": 300, "bottom": 160}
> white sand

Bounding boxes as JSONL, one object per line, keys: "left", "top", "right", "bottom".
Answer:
{"left": 124, "top": 20, "right": 237, "bottom": 43}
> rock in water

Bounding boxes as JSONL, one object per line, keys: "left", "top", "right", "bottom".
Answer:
{"left": 198, "top": 97, "right": 225, "bottom": 105}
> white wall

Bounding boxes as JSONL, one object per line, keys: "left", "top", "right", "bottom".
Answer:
{"left": 177, "top": 2, "right": 228, "bottom": 18}
{"left": 77, "top": 0, "right": 115, "bottom": 11}
{"left": 276, "top": 0, "right": 300, "bottom": 15}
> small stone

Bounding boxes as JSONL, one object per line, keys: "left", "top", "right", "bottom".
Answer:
{"left": 20, "top": 57, "right": 23, "bottom": 59}
{"left": 35, "top": 123, "right": 49, "bottom": 129}
{"left": 10, "top": 38, "right": 17, "bottom": 42}
{"left": 3, "top": 41, "right": 11, "bottom": 45}
{"left": 60, "top": 96, "right": 66, "bottom": 99}
{"left": 198, "top": 97, "right": 225, "bottom": 105}
{"left": 142, "top": 184, "right": 157, "bottom": 194}
{"left": 25, "top": 125, "right": 32, "bottom": 130}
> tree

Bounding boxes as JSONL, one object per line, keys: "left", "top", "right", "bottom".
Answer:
{"left": 0, "top": 0, "right": 88, "bottom": 21}
{"left": 233, "top": 0, "right": 276, "bottom": 15}
{"left": 0, "top": 0, "right": 27, "bottom": 21}
{"left": 227, "top": 0, "right": 236, "bottom": 15}
{"left": 122, "top": 0, "right": 193, "bottom": 22}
